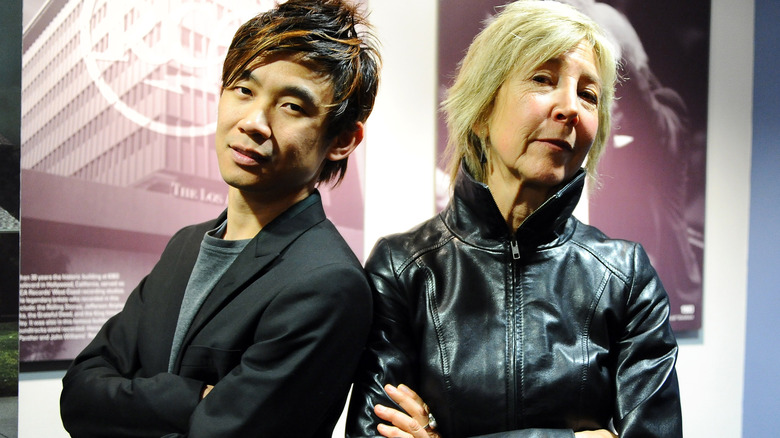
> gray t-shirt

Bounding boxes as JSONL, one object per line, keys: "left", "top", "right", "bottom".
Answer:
{"left": 167, "top": 221, "right": 251, "bottom": 372}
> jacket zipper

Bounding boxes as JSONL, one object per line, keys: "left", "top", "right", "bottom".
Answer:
{"left": 507, "top": 237, "right": 521, "bottom": 429}
{"left": 510, "top": 239, "right": 521, "bottom": 260}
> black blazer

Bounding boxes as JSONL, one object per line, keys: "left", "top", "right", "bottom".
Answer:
{"left": 61, "top": 192, "right": 372, "bottom": 438}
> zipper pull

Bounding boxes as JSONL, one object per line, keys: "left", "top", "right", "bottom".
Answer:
{"left": 510, "top": 239, "right": 521, "bottom": 260}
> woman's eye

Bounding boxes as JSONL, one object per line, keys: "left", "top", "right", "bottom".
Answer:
{"left": 580, "top": 91, "right": 599, "bottom": 105}
{"left": 532, "top": 75, "right": 552, "bottom": 85}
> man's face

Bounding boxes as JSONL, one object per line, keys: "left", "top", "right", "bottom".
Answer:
{"left": 215, "top": 56, "right": 336, "bottom": 203}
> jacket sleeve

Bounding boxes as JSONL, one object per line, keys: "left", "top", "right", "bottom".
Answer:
{"left": 59, "top": 275, "right": 204, "bottom": 438}
{"left": 183, "top": 262, "right": 372, "bottom": 438}
{"left": 60, "top": 225, "right": 211, "bottom": 437}
{"left": 346, "top": 238, "right": 423, "bottom": 437}
{"left": 612, "top": 244, "right": 683, "bottom": 437}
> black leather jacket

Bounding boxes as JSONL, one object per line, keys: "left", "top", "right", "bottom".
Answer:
{"left": 346, "top": 165, "right": 682, "bottom": 438}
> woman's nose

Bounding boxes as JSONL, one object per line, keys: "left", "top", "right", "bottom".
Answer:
{"left": 553, "top": 88, "right": 579, "bottom": 126}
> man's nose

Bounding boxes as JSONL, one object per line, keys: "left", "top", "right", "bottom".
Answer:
{"left": 239, "top": 106, "right": 271, "bottom": 138}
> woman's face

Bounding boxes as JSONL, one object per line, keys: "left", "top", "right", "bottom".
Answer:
{"left": 482, "top": 41, "right": 601, "bottom": 194}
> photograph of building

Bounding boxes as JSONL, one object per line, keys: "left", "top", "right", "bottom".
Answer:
{"left": 20, "top": 0, "right": 367, "bottom": 363}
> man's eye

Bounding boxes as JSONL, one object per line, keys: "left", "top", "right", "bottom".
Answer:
{"left": 235, "top": 86, "right": 252, "bottom": 96}
{"left": 283, "top": 102, "right": 306, "bottom": 114}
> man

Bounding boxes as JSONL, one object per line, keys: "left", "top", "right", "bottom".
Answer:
{"left": 60, "top": 1, "right": 380, "bottom": 436}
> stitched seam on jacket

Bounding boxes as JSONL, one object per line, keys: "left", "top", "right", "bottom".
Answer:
{"left": 395, "top": 234, "right": 456, "bottom": 274}
{"left": 569, "top": 239, "right": 632, "bottom": 286}
{"left": 578, "top": 269, "right": 610, "bottom": 425}
{"left": 418, "top": 260, "right": 454, "bottom": 430}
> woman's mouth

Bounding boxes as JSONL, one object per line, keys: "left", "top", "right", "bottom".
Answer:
{"left": 538, "top": 139, "right": 573, "bottom": 151}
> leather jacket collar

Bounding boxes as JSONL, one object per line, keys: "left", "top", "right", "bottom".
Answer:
{"left": 444, "top": 162, "right": 586, "bottom": 250}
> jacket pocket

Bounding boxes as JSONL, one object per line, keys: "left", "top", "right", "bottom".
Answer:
{"left": 178, "top": 345, "right": 242, "bottom": 383}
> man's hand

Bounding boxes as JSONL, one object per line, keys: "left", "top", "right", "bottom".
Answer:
{"left": 574, "top": 430, "right": 618, "bottom": 437}
{"left": 200, "top": 385, "right": 214, "bottom": 400}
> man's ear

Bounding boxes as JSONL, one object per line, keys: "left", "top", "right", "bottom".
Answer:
{"left": 326, "top": 122, "right": 364, "bottom": 161}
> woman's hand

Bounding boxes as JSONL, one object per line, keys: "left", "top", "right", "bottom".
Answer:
{"left": 574, "top": 430, "right": 618, "bottom": 437}
{"left": 372, "top": 383, "right": 617, "bottom": 438}
{"left": 374, "top": 384, "right": 441, "bottom": 438}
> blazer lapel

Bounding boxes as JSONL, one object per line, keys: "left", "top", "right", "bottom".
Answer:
{"left": 175, "top": 192, "right": 327, "bottom": 362}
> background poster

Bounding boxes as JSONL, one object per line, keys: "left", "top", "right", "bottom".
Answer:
{"left": 20, "top": 0, "right": 367, "bottom": 365}
{"left": 436, "top": 0, "right": 709, "bottom": 332}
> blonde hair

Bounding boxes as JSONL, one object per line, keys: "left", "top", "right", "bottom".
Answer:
{"left": 442, "top": 0, "right": 618, "bottom": 186}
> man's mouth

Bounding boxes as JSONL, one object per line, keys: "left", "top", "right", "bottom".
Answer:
{"left": 229, "top": 145, "right": 269, "bottom": 165}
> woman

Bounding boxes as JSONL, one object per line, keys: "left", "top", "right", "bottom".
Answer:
{"left": 346, "top": 1, "right": 682, "bottom": 437}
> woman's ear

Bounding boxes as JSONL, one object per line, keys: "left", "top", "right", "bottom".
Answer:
{"left": 472, "top": 121, "right": 485, "bottom": 140}
{"left": 472, "top": 111, "right": 491, "bottom": 140}
{"left": 326, "top": 122, "right": 364, "bottom": 161}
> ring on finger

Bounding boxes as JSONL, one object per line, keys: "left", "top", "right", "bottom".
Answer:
{"left": 423, "top": 412, "right": 438, "bottom": 431}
